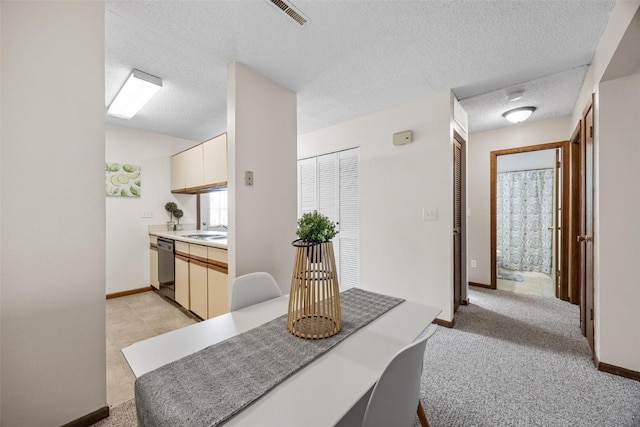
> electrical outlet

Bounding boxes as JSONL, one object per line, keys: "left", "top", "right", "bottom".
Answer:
{"left": 142, "top": 210, "right": 154, "bottom": 218}
{"left": 422, "top": 208, "right": 437, "bottom": 221}
{"left": 471, "top": 260, "right": 477, "bottom": 268}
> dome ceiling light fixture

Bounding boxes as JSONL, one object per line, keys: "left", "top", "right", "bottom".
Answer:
{"left": 502, "top": 106, "right": 536, "bottom": 124}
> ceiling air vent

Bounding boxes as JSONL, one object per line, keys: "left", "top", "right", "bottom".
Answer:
{"left": 266, "top": 0, "right": 309, "bottom": 26}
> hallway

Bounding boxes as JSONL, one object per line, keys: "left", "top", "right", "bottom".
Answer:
{"left": 418, "top": 287, "right": 640, "bottom": 426}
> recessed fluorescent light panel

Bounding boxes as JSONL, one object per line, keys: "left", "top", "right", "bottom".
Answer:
{"left": 108, "top": 70, "right": 162, "bottom": 120}
{"left": 502, "top": 106, "right": 536, "bottom": 124}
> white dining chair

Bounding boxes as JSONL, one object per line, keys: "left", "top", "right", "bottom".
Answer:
{"left": 361, "top": 325, "right": 437, "bottom": 427}
{"left": 230, "top": 272, "right": 283, "bottom": 311}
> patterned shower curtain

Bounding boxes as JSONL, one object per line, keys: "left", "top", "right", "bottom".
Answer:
{"left": 496, "top": 169, "right": 554, "bottom": 274}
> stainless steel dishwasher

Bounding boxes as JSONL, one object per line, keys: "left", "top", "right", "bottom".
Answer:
{"left": 157, "top": 237, "right": 175, "bottom": 301}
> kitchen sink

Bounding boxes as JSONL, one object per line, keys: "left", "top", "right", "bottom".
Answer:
{"left": 184, "top": 234, "right": 227, "bottom": 241}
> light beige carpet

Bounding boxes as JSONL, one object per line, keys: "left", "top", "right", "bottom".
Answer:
{"left": 92, "top": 399, "right": 136, "bottom": 427}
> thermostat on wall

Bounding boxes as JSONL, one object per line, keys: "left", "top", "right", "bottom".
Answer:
{"left": 393, "top": 130, "right": 413, "bottom": 146}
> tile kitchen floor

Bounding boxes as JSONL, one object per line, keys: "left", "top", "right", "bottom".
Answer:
{"left": 106, "top": 291, "right": 198, "bottom": 406}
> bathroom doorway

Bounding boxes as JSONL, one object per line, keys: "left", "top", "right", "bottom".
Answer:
{"left": 490, "top": 141, "right": 570, "bottom": 299}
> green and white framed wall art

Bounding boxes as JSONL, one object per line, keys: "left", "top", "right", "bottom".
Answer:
{"left": 106, "top": 163, "right": 141, "bottom": 197}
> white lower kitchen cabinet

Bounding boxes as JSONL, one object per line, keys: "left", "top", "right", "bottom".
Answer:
{"left": 207, "top": 265, "right": 228, "bottom": 319}
{"left": 175, "top": 254, "right": 190, "bottom": 309}
{"left": 189, "top": 259, "right": 209, "bottom": 319}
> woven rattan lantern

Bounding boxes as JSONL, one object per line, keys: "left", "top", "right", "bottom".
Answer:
{"left": 287, "top": 240, "right": 342, "bottom": 339}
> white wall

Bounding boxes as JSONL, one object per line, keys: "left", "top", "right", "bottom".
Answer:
{"left": 1, "top": 2, "right": 106, "bottom": 425}
{"left": 227, "top": 62, "right": 298, "bottom": 293}
{"left": 467, "top": 116, "right": 570, "bottom": 285}
{"left": 0, "top": 3, "right": 3, "bottom": 419}
{"left": 596, "top": 72, "right": 640, "bottom": 372}
{"left": 105, "top": 125, "right": 197, "bottom": 294}
{"left": 497, "top": 149, "right": 555, "bottom": 173}
{"left": 299, "top": 91, "right": 455, "bottom": 322}
{"left": 571, "top": 1, "right": 639, "bottom": 129}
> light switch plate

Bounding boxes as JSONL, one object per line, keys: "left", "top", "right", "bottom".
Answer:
{"left": 244, "top": 171, "right": 254, "bottom": 186}
{"left": 422, "top": 208, "right": 437, "bottom": 221}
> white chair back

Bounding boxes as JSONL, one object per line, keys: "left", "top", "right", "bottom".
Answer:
{"left": 361, "top": 332, "right": 430, "bottom": 427}
{"left": 230, "top": 272, "right": 283, "bottom": 311}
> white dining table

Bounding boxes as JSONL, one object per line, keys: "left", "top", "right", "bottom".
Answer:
{"left": 122, "top": 291, "right": 441, "bottom": 426}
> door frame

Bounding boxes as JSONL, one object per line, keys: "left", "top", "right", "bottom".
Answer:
{"left": 580, "top": 97, "right": 595, "bottom": 354}
{"left": 490, "top": 140, "right": 570, "bottom": 292}
{"left": 568, "top": 122, "right": 582, "bottom": 305}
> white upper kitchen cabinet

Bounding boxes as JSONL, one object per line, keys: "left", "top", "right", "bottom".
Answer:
{"left": 170, "top": 144, "right": 204, "bottom": 192}
{"left": 171, "top": 151, "right": 187, "bottom": 191}
{"left": 203, "top": 134, "right": 227, "bottom": 187}
{"left": 184, "top": 144, "right": 204, "bottom": 189}
{"left": 171, "top": 133, "right": 227, "bottom": 193}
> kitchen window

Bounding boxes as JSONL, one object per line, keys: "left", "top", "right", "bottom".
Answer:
{"left": 201, "top": 189, "right": 228, "bottom": 229}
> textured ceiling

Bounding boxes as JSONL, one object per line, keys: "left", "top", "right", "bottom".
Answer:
{"left": 105, "top": 0, "right": 615, "bottom": 142}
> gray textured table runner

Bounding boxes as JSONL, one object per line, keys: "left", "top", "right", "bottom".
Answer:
{"left": 135, "top": 288, "right": 404, "bottom": 427}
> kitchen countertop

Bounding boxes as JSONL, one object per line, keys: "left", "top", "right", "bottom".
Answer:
{"left": 149, "top": 229, "right": 227, "bottom": 249}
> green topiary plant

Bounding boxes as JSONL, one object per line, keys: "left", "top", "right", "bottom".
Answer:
{"left": 296, "top": 211, "right": 337, "bottom": 244}
{"left": 165, "top": 201, "right": 178, "bottom": 221}
{"left": 173, "top": 209, "right": 184, "bottom": 225}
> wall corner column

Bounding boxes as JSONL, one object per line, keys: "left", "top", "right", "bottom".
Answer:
{"left": 227, "top": 62, "right": 297, "bottom": 293}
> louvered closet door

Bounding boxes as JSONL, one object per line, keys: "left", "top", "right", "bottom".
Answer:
{"left": 338, "top": 149, "right": 359, "bottom": 288}
{"left": 318, "top": 153, "right": 338, "bottom": 225}
{"left": 298, "top": 157, "right": 317, "bottom": 217}
{"left": 453, "top": 140, "right": 462, "bottom": 311}
{"left": 297, "top": 148, "right": 360, "bottom": 288}
{"left": 318, "top": 153, "right": 340, "bottom": 273}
